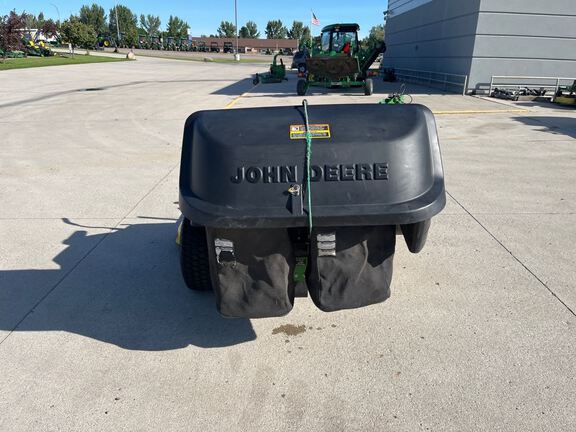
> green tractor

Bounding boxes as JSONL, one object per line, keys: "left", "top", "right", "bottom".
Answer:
{"left": 253, "top": 53, "right": 287, "bottom": 84}
{"left": 297, "top": 23, "right": 386, "bottom": 96}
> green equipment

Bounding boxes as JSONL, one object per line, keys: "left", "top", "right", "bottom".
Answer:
{"left": 22, "top": 36, "right": 51, "bottom": 57}
{"left": 379, "top": 84, "right": 413, "bottom": 105}
{"left": 297, "top": 23, "right": 386, "bottom": 96}
{"left": 223, "top": 42, "right": 234, "bottom": 53}
{"left": 253, "top": 53, "right": 287, "bottom": 85}
{"left": 210, "top": 42, "right": 220, "bottom": 53}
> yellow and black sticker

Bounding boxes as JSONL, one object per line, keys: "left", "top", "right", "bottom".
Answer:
{"left": 290, "top": 124, "right": 331, "bottom": 140}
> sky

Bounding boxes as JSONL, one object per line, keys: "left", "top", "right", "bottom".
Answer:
{"left": 1, "top": 0, "right": 388, "bottom": 38}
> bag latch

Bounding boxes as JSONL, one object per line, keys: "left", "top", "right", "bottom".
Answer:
{"left": 215, "top": 238, "right": 236, "bottom": 266}
{"left": 317, "top": 233, "right": 336, "bottom": 257}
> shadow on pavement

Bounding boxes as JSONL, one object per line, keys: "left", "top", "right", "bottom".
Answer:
{"left": 514, "top": 116, "right": 576, "bottom": 139}
{"left": 211, "top": 76, "right": 261, "bottom": 96}
{"left": 0, "top": 219, "right": 257, "bottom": 350}
{"left": 216, "top": 70, "right": 453, "bottom": 98}
{"left": 0, "top": 79, "right": 253, "bottom": 109}
{"left": 513, "top": 100, "right": 576, "bottom": 111}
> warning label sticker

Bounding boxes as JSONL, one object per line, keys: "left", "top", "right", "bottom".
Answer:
{"left": 289, "top": 124, "right": 331, "bottom": 140}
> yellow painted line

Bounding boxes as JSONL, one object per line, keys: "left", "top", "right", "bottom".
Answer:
{"left": 432, "top": 109, "right": 529, "bottom": 115}
{"left": 225, "top": 83, "right": 259, "bottom": 109}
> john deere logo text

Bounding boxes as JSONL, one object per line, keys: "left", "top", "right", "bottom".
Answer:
{"left": 231, "top": 163, "right": 389, "bottom": 184}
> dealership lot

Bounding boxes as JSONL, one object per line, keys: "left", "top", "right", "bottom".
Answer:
{"left": 1, "top": 56, "right": 575, "bottom": 431}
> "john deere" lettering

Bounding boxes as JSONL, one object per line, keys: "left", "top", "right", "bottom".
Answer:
{"left": 231, "top": 163, "right": 389, "bottom": 184}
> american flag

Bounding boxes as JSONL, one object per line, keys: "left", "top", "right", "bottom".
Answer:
{"left": 311, "top": 12, "right": 320, "bottom": 26}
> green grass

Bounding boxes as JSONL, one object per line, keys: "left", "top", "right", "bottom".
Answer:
{"left": 0, "top": 54, "right": 128, "bottom": 71}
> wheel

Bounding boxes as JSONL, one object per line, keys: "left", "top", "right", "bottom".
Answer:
{"left": 298, "top": 63, "right": 306, "bottom": 74}
{"left": 253, "top": 75, "right": 259, "bottom": 85}
{"left": 297, "top": 79, "right": 307, "bottom": 96}
{"left": 180, "top": 218, "right": 212, "bottom": 291}
{"left": 364, "top": 78, "right": 374, "bottom": 96}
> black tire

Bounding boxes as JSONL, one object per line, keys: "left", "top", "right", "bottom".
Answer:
{"left": 297, "top": 79, "right": 307, "bottom": 96}
{"left": 364, "top": 78, "right": 374, "bottom": 96}
{"left": 253, "top": 75, "right": 259, "bottom": 85}
{"left": 180, "top": 218, "right": 212, "bottom": 291}
{"left": 298, "top": 63, "right": 307, "bottom": 74}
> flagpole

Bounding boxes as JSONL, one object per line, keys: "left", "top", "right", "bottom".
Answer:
{"left": 310, "top": 10, "right": 313, "bottom": 50}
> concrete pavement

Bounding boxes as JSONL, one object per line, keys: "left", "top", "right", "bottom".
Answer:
{"left": 0, "top": 56, "right": 575, "bottom": 431}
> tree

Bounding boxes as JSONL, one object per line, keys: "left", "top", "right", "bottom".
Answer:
{"left": 40, "top": 19, "right": 59, "bottom": 39}
{"left": 61, "top": 17, "right": 97, "bottom": 52}
{"left": 79, "top": 4, "right": 107, "bottom": 36}
{"left": 0, "top": 11, "right": 27, "bottom": 61}
{"left": 166, "top": 15, "right": 189, "bottom": 39}
{"left": 109, "top": 4, "right": 137, "bottom": 46}
{"left": 287, "top": 21, "right": 303, "bottom": 39}
{"left": 140, "top": 14, "right": 161, "bottom": 36}
{"left": 23, "top": 12, "right": 34, "bottom": 29}
{"left": 287, "top": 21, "right": 310, "bottom": 44}
{"left": 362, "top": 24, "right": 385, "bottom": 49}
{"left": 217, "top": 21, "right": 236, "bottom": 38}
{"left": 265, "top": 20, "right": 287, "bottom": 39}
{"left": 33, "top": 12, "right": 46, "bottom": 28}
{"left": 123, "top": 27, "right": 139, "bottom": 47}
{"left": 301, "top": 26, "right": 311, "bottom": 44}
{"left": 239, "top": 20, "right": 259, "bottom": 38}
{"left": 23, "top": 12, "right": 47, "bottom": 29}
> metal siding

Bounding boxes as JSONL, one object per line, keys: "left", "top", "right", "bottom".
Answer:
{"left": 473, "top": 36, "right": 576, "bottom": 60}
{"left": 477, "top": 13, "right": 576, "bottom": 39}
{"left": 383, "top": 0, "right": 481, "bottom": 75}
{"left": 479, "top": 0, "right": 576, "bottom": 15}
{"left": 388, "top": 0, "right": 433, "bottom": 17}
{"left": 384, "top": 0, "right": 576, "bottom": 92}
{"left": 469, "top": 0, "right": 576, "bottom": 92}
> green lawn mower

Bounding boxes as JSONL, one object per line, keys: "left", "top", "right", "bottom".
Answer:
{"left": 297, "top": 23, "right": 385, "bottom": 96}
{"left": 253, "top": 53, "right": 287, "bottom": 85}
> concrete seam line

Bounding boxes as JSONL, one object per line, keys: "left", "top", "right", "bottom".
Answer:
{"left": 117, "top": 163, "right": 180, "bottom": 224}
{"left": 446, "top": 191, "right": 576, "bottom": 318}
{"left": 0, "top": 164, "right": 180, "bottom": 347}
{"left": 451, "top": 212, "right": 576, "bottom": 216}
{"left": 0, "top": 217, "right": 126, "bottom": 220}
{"left": 433, "top": 109, "right": 528, "bottom": 115}
{"left": 225, "top": 84, "right": 258, "bottom": 109}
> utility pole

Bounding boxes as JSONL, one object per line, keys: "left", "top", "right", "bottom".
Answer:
{"left": 234, "top": 0, "right": 240, "bottom": 61}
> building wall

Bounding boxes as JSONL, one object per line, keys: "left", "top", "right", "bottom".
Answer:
{"left": 388, "top": 0, "right": 433, "bottom": 17}
{"left": 383, "top": 0, "right": 482, "bottom": 77}
{"left": 469, "top": 0, "right": 576, "bottom": 91}
{"left": 384, "top": 0, "right": 576, "bottom": 92}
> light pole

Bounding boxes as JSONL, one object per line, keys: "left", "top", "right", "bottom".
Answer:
{"left": 234, "top": 0, "right": 240, "bottom": 61}
{"left": 114, "top": 4, "right": 121, "bottom": 51}
{"left": 49, "top": 3, "right": 60, "bottom": 23}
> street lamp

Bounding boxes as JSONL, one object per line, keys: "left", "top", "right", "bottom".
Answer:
{"left": 234, "top": 0, "right": 240, "bottom": 61}
{"left": 49, "top": 3, "right": 60, "bottom": 23}
{"left": 114, "top": 4, "right": 121, "bottom": 51}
